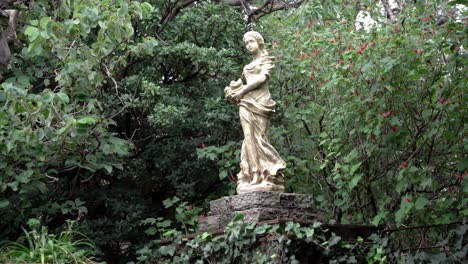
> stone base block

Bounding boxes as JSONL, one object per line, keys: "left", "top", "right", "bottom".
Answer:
{"left": 199, "top": 192, "right": 324, "bottom": 232}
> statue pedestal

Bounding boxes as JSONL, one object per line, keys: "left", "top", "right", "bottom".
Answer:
{"left": 199, "top": 192, "right": 325, "bottom": 232}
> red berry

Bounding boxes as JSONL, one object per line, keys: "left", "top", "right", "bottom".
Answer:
{"left": 448, "top": 187, "right": 452, "bottom": 193}
{"left": 201, "top": 143, "right": 206, "bottom": 149}
{"left": 424, "top": 17, "right": 431, "bottom": 22}
{"left": 406, "top": 197, "right": 411, "bottom": 203}
{"left": 347, "top": 45, "right": 351, "bottom": 51}
{"left": 342, "top": 19, "right": 347, "bottom": 25}
{"left": 326, "top": 20, "right": 331, "bottom": 25}
{"left": 339, "top": 59, "right": 344, "bottom": 65}
{"left": 384, "top": 111, "right": 391, "bottom": 118}
{"left": 458, "top": 175, "right": 463, "bottom": 180}
{"left": 439, "top": 98, "right": 444, "bottom": 104}
{"left": 307, "top": 21, "right": 311, "bottom": 28}
{"left": 402, "top": 162, "right": 408, "bottom": 168}
{"left": 452, "top": 189, "right": 457, "bottom": 194}
{"left": 309, "top": 75, "right": 314, "bottom": 80}
{"left": 353, "top": 89, "right": 359, "bottom": 95}
{"left": 381, "top": 76, "right": 385, "bottom": 81}
{"left": 391, "top": 125, "right": 397, "bottom": 132}
{"left": 371, "top": 40, "right": 376, "bottom": 46}
{"left": 284, "top": 100, "right": 289, "bottom": 106}
{"left": 199, "top": 214, "right": 205, "bottom": 219}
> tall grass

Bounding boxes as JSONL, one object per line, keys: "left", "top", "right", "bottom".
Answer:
{"left": 0, "top": 219, "right": 99, "bottom": 264}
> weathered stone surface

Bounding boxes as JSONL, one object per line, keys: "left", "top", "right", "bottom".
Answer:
{"left": 200, "top": 192, "right": 324, "bottom": 232}
{"left": 209, "top": 191, "right": 315, "bottom": 215}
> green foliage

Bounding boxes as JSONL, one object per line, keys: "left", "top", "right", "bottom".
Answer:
{"left": 262, "top": 0, "right": 467, "bottom": 227}
{"left": 2, "top": 0, "right": 467, "bottom": 262}
{"left": 136, "top": 216, "right": 331, "bottom": 264}
{"left": 0, "top": 219, "right": 98, "bottom": 264}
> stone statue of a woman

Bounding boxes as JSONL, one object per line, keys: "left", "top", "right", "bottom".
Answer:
{"left": 225, "top": 31, "right": 287, "bottom": 194}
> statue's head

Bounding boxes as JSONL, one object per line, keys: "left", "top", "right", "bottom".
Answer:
{"left": 243, "top": 31, "right": 265, "bottom": 50}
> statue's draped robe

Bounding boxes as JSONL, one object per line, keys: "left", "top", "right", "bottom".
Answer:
{"left": 237, "top": 54, "right": 287, "bottom": 185}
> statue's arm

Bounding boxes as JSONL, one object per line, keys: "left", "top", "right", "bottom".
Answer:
{"left": 237, "top": 74, "right": 268, "bottom": 96}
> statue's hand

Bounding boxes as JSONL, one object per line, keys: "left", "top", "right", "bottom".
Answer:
{"left": 229, "top": 89, "right": 244, "bottom": 102}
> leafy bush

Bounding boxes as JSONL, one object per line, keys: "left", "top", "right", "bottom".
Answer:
{"left": 262, "top": 0, "right": 467, "bottom": 227}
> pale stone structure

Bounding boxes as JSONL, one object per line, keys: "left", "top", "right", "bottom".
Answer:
{"left": 224, "top": 31, "right": 286, "bottom": 194}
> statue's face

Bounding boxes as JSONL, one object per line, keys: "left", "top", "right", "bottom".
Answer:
{"left": 244, "top": 36, "right": 259, "bottom": 54}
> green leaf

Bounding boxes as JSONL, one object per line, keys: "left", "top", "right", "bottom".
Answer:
{"left": 415, "top": 197, "right": 429, "bottom": 210}
{"left": 371, "top": 211, "right": 388, "bottom": 226}
{"left": 348, "top": 173, "right": 363, "bottom": 190}
{"left": 0, "top": 200, "right": 10, "bottom": 209}
{"left": 16, "top": 170, "right": 33, "bottom": 184}
{"left": 144, "top": 227, "right": 157, "bottom": 235}
{"left": 118, "top": 3, "right": 129, "bottom": 17}
{"left": 76, "top": 117, "right": 96, "bottom": 125}
{"left": 24, "top": 26, "right": 40, "bottom": 41}
{"left": 219, "top": 170, "right": 227, "bottom": 180}
{"left": 56, "top": 92, "right": 70, "bottom": 103}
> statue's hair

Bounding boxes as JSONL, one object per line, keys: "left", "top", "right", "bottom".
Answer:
{"left": 243, "top": 31, "right": 265, "bottom": 49}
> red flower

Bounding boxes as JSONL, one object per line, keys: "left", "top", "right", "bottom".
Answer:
{"left": 199, "top": 214, "right": 205, "bottom": 220}
{"left": 384, "top": 111, "right": 391, "bottom": 118}
{"left": 424, "top": 17, "right": 431, "bottom": 22}
{"left": 406, "top": 197, "right": 411, "bottom": 203}
{"left": 326, "top": 20, "right": 331, "bottom": 25}
{"left": 402, "top": 162, "right": 408, "bottom": 168}
{"left": 439, "top": 98, "right": 444, "bottom": 104}
{"left": 347, "top": 45, "right": 351, "bottom": 51}
{"left": 414, "top": 48, "right": 419, "bottom": 54}
{"left": 309, "top": 75, "right": 314, "bottom": 80}
{"left": 458, "top": 175, "right": 463, "bottom": 180}
{"left": 342, "top": 19, "right": 347, "bottom": 25}
{"left": 331, "top": 38, "right": 336, "bottom": 43}
{"left": 307, "top": 21, "right": 311, "bottom": 28}
{"left": 371, "top": 40, "right": 376, "bottom": 46}
{"left": 357, "top": 49, "right": 363, "bottom": 55}
{"left": 353, "top": 89, "right": 359, "bottom": 95}
{"left": 339, "top": 59, "right": 344, "bottom": 65}
{"left": 391, "top": 125, "right": 397, "bottom": 132}
{"left": 339, "top": 49, "right": 343, "bottom": 54}
{"left": 284, "top": 99, "right": 289, "bottom": 106}
{"left": 452, "top": 189, "right": 457, "bottom": 194}
{"left": 299, "top": 55, "right": 304, "bottom": 60}
{"left": 447, "top": 187, "right": 452, "bottom": 193}
{"left": 201, "top": 143, "right": 206, "bottom": 149}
